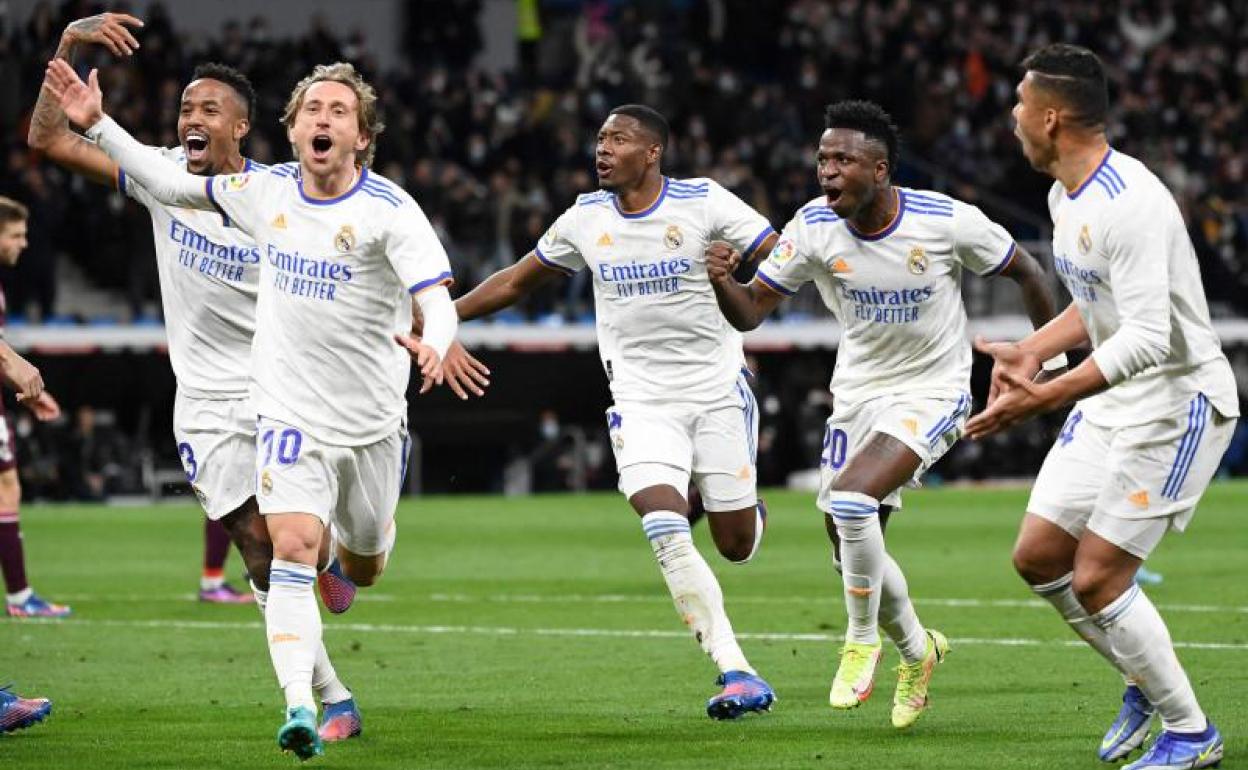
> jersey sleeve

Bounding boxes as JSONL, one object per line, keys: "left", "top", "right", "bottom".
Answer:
{"left": 119, "top": 146, "right": 184, "bottom": 208}
{"left": 532, "top": 206, "right": 585, "bottom": 275}
{"left": 1089, "top": 191, "right": 1174, "bottom": 384}
{"left": 385, "top": 197, "right": 454, "bottom": 295}
{"left": 950, "top": 199, "right": 1017, "bottom": 276}
{"left": 705, "top": 180, "right": 776, "bottom": 261}
{"left": 204, "top": 171, "right": 273, "bottom": 235}
{"left": 753, "top": 217, "right": 818, "bottom": 297}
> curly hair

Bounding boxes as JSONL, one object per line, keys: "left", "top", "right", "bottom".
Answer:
{"left": 823, "top": 100, "right": 901, "bottom": 177}
{"left": 282, "top": 62, "right": 385, "bottom": 167}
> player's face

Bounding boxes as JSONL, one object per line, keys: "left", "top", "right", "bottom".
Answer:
{"left": 595, "top": 114, "right": 657, "bottom": 191}
{"left": 1012, "top": 73, "right": 1057, "bottom": 171}
{"left": 288, "top": 80, "right": 370, "bottom": 175}
{"left": 178, "top": 79, "right": 249, "bottom": 176}
{"left": 0, "top": 220, "right": 28, "bottom": 266}
{"left": 816, "top": 128, "right": 888, "bottom": 219}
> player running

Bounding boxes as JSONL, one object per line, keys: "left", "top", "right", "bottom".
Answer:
{"left": 27, "top": 13, "right": 363, "bottom": 742}
{"left": 47, "top": 56, "right": 456, "bottom": 759}
{"left": 444, "top": 104, "right": 778, "bottom": 720}
{"left": 707, "top": 100, "right": 1058, "bottom": 728}
{"left": 0, "top": 196, "right": 70, "bottom": 619}
{"left": 968, "top": 44, "right": 1236, "bottom": 770}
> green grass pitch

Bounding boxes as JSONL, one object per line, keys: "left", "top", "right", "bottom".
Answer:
{"left": 3, "top": 483, "right": 1245, "bottom": 769}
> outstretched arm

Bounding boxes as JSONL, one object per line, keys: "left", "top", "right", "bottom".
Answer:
{"left": 27, "top": 13, "right": 143, "bottom": 187}
{"left": 43, "top": 59, "right": 213, "bottom": 211}
{"left": 454, "top": 252, "right": 564, "bottom": 322}
{"left": 706, "top": 241, "right": 784, "bottom": 331}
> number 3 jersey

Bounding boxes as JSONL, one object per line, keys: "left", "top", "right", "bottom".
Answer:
{"left": 205, "top": 166, "right": 453, "bottom": 445}
{"left": 757, "top": 189, "right": 1016, "bottom": 406}
{"left": 535, "top": 177, "right": 774, "bottom": 405}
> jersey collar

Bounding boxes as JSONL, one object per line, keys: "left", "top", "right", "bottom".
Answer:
{"left": 299, "top": 166, "right": 368, "bottom": 206}
{"left": 613, "top": 177, "right": 668, "bottom": 219}
{"left": 1066, "top": 147, "right": 1114, "bottom": 200}
{"left": 846, "top": 187, "right": 905, "bottom": 242}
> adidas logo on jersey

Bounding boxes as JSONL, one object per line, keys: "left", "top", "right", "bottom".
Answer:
{"left": 271, "top": 214, "right": 287, "bottom": 229}
{"left": 832, "top": 258, "right": 852, "bottom": 273}
{"left": 597, "top": 232, "right": 613, "bottom": 247}
{"left": 1128, "top": 490, "right": 1149, "bottom": 509}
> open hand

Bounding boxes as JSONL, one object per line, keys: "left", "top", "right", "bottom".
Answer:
{"left": 394, "top": 334, "right": 444, "bottom": 391}
{"left": 43, "top": 59, "right": 104, "bottom": 129}
{"left": 64, "top": 13, "right": 144, "bottom": 56}
{"left": 435, "top": 341, "right": 491, "bottom": 399}
{"left": 965, "top": 368, "right": 1052, "bottom": 440}
{"left": 974, "top": 335, "right": 1041, "bottom": 407}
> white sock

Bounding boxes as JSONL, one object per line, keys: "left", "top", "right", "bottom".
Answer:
{"left": 1091, "top": 584, "right": 1205, "bottom": 732}
{"left": 201, "top": 575, "right": 226, "bottom": 591}
{"left": 642, "top": 511, "right": 753, "bottom": 674}
{"left": 252, "top": 578, "right": 352, "bottom": 705}
{"left": 266, "top": 560, "right": 321, "bottom": 712}
{"left": 827, "top": 492, "right": 884, "bottom": 645}
{"left": 878, "top": 555, "right": 927, "bottom": 663}
{"left": 1032, "top": 572, "right": 1131, "bottom": 685}
{"left": 6, "top": 587, "right": 33, "bottom": 605}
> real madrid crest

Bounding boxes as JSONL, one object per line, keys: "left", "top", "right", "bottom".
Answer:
{"left": 334, "top": 224, "right": 357, "bottom": 253}
{"left": 1077, "top": 224, "right": 1092, "bottom": 255}
{"left": 261, "top": 470, "right": 273, "bottom": 496}
{"left": 907, "top": 246, "right": 929, "bottom": 275}
{"left": 664, "top": 224, "right": 683, "bottom": 250}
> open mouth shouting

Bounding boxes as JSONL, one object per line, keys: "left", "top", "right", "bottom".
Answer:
{"left": 596, "top": 159, "right": 613, "bottom": 179}
{"left": 183, "top": 131, "right": 210, "bottom": 164}
{"left": 310, "top": 134, "right": 334, "bottom": 162}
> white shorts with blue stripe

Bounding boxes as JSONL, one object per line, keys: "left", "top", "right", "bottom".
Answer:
{"left": 1027, "top": 393, "right": 1236, "bottom": 558}
{"left": 608, "top": 371, "right": 759, "bottom": 512}
{"left": 816, "top": 391, "right": 971, "bottom": 511}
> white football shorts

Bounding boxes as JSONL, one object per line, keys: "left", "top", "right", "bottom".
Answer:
{"left": 1028, "top": 394, "right": 1236, "bottom": 558}
{"left": 255, "top": 415, "right": 410, "bottom": 557}
{"left": 173, "top": 390, "right": 257, "bottom": 520}
{"left": 817, "top": 391, "right": 971, "bottom": 510}
{"left": 608, "top": 372, "right": 759, "bottom": 512}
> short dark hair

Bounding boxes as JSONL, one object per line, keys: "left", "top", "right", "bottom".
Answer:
{"left": 1021, "top": 44, "right": 1108, "bottom": 129}
{"left": 824, "top": 100, "right": 900, "bottom": 175}
{"left": 191, "top": 62, "right": 256, "bottom": 121}
{"left": 0, "top": 196, "right": 29, "bottom": 226}
{"left": 608, "top": 104, "right": 669, "bottom": 149}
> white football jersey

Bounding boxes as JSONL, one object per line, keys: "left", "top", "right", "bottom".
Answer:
{"left": 757, "top": 188, "right": 1016, "bottom": 406}
{"left": 1048, "top": 148, "right": 1238, "bottom": 427}
{"left": 535, "top": 177, "right": 774, "bottom": 404}
{"left": 205, "top": 166, "right": 453, "bottom": 445}
{"left": 122, "top": 149, "right": 261, "bottom": 399}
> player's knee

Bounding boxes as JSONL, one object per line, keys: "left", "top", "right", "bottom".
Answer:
{"left": 1071, "top": 567, "right": 1119, "bottom": 614}
{"left": 718, "top": 532, "right": 755, "bottom": 563}
{"left": 1012, "top": 539, "right": 1071, "bottom": 586}
{"left": 269, "top": 528, "right": 319, "bottom": 564}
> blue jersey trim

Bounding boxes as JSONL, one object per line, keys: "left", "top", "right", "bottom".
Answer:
{"left": 1067, "top": 148, "right": 1114, "bottom": 200}
{"left": 408, "top": 271, "right": 454, "bottom": 294}
{"left": 299, "top": 166, "right": 369, "bottom": 205}
{"left": 847, "top": 189, "right": 904, "bottom": 242}
{"left": 116, "top": 168, "right": 127, "bottom": 193}
{"left": 985, "top": 242, "right": 1018, "bottom": 276}
{"left": 755, "top": 269, "right": 795, "bottom": 296}
{"left": 533, "top": 246, "right": 577, "bottom": 275}
{"left": 742, "top": 226, "right": 775, "bottom": 259}
{"left": 205, "top": 176, "right": 231, "bottom": 227}
{"left": 613, "top": 177, "right": 668, "bottom": 219}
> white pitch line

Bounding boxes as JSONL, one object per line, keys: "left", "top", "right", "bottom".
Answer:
{"left": 46, "top": 592, "right": 1248, "bottom": 615}
{"left": 12, "top": 616, "right": 1248, "bottom": 651}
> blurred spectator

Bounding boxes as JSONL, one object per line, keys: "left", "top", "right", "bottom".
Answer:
{"left": 58, "top": 404, "right": 133, "bottom": 501}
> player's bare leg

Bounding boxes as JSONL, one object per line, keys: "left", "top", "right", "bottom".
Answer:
{"left": 0, "top": 468, "right": 70, "bottom": 618}
{"left": 825, "top": 433, "right": 945, "bottom": 727}
{"left": 706, "top": 501, "right": 766, "bottom": 564}
{"left": 629, "top": 483, "right": 774, "bottom": 718}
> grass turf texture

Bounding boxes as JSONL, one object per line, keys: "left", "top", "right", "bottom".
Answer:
{"left": 3, "top": 482, "right": 1245, "bottom": 769}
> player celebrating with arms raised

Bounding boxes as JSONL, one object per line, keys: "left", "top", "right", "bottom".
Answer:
{"left": 707, "top": 100, "right": 1058, "bottom": 728}
{"left": 968, "top": 44, "right": 1236, "bottom": 770}
{"left": 45, "top": 59, "right": 456, "bottom": 759}
{"left": 448, "top": 105, "right": 779, "bottom": 719}
{"left": 28, "top": 12, "right": 364, "bottom": 742}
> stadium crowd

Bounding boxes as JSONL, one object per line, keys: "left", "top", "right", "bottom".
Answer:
{"left": 0, "top": 0, "right": 1244, "bottom": 496}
